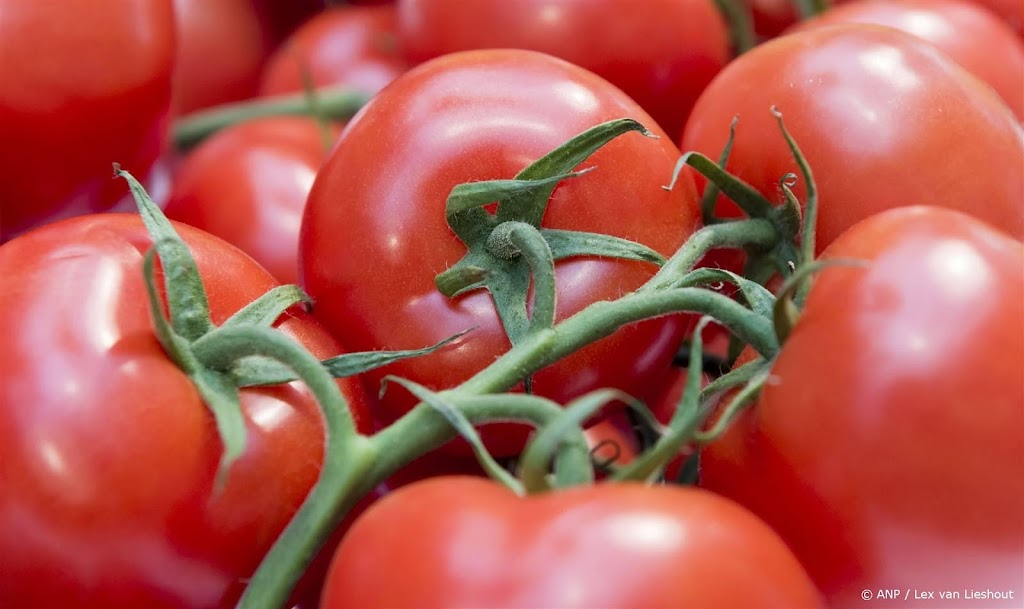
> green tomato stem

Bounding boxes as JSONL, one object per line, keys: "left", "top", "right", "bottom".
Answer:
{"left": 172, "top": 87, "right": 369, "bottom": 150}
{"left": 643, "top": 219, "right": 779, "bottom": 292}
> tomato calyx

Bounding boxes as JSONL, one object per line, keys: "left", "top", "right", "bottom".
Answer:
{"left": 434, "top": 119, "right": 668, "bottom": 351}
{"left": 713, "top": 0, "right": 757, "bottom": 54}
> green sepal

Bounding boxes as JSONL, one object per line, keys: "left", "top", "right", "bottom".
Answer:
{"left": 665, "top": 150, "right": 774, "bottom": 220}
{"left": 676, "top": 267, "right": 776, "bottom": 320}
{"left": 116, "top": 167, "right": 214, "bottom": 342}
{"left": 223, "top": 284, "right": 311, "bottom": 328}
{"left": 518, "top": 389, "right": 632, "bottom": 493}
{"left": 227, "top": 330, "right": 473, "bottom": 387}
{"left": 503, "top": 118, "right": 654, "bottom": 227}
{"left": 699, "top": 115, "right": 739, "bottom": 225}
{"left": 542, "top": 228, "right": 666, "bottom": 266}
{"left": 380, "top": 376, "right": 524, "bottom": 495}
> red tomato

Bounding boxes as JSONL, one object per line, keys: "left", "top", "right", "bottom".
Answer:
{"left": 745, "top": 0, "right": 803, "bottom": 39}
{"left": 790, "top": 0, "right": 1024, "bottom": 120}
{"left": 0, "top": 214, "right": 372, "bottom": 609}
{"left": 971, "top": 0, "right": 1024, "bottom": 35}
{"left": 682, "top": 25, "right": 1024, "bottom": 254}
{"left": 260, "top": 4, "right": 408, "bottom": 98}
{"left": 397, "top": 0, "right": 730, "bottom": 138}
{"left": 700, "top": 207, "right": 1024, "bottom": 607}
{"left": 300, "top": 49, "right": 701, "bottom": 455}
{"left": 322, "top": 477, "right": 824, "bottom": 608}
{"left": 0, "top": 0, "right": 175, "bottom": 241}
{"left": 165, "top": 116, "right": 339, "bottom": 285}
{"left": 172, "top": 0, "right": 275, "bottom": 113}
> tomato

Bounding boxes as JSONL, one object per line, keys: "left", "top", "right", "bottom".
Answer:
{"left": 172, "top": 0, "right": 275, "bottom": 114}
{"left": 745, "top": 0, "right": 803, "bottom": 39}
{"left": 682, "top": 25, "right": 1024, "bottom": 255}
{"left": 0, "top": 0, "right": 175, "bottom": 242}
{"left": 0, "top": 214, "right": 372, "bottom": 609}
{"left": 700, "top": 207, "right": 1024, "bottom": 607}
{"left": 396, "top": 0, "right": 730, "bottom": 138}
{"left": 790, "top": 0, "right": 1024, "bottom": 120}
{"left": 321, "top": 476, "right": 823, "bottom": 608}
{"left": 300, "top": 49, "right": 700, "bottom": 455}
{"left": 165, "top": 116, "right": 338, "bottom": 285}
{"left": 971, "top": 0, "right": 1024, "bottom": 35}
{"left": 260, "top": 4, "right": 407, "bottom": 98}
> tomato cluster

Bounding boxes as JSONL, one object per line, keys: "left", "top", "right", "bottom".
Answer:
{"left": 1, "top": 1, "right": 1021, "bottom": 608}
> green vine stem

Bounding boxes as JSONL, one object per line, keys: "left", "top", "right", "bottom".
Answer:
{"left": 237, "top": 392, "right": 594, "bottom": 609}
{"left": 713, "top": 0, "right": 756, "bottom": 54}
{"left": 792, "top": 0, "right": 831, "bottom": 20}
{"left": 172, "top": 86, "right": 368, "bottom": 150}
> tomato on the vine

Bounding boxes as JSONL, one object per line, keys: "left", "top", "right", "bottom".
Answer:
{"left": 0, "top": 214, "right": 372, "bottom": 609}
{"left": 700, "top": 207, "right": 1024, "bottom": 608}
{"left": 321, "top": 476, "right": 824, "bottom": 608}
{"left": 300, "top": 49, "right": 701, "bottom": 455}
{"left": 682, "top": 24, "right": 1024, "bottom": 255}
{"left": 260, "top": 4, "right": 407, "bottom": 98}
{"left": 0, "top": 0, "right": 175, "bottom": 241}
{"left": 790, "top": 0, "right": 1024, "bottom": 120}
{"left": 165, "top": 116, "right": 339, "bottom": 285}
{"left": 171, "top": 0, "right": 275, "bottom": 114}
{"left": 396, "top": 0, "right": 730, "bottom": 137}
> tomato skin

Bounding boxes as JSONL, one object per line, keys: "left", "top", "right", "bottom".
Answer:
{"left": 397, "top": 0, "right": 730, "bottom": 138}
{"left": 682, "top": 25, "right": 1024, "bottom": 252}
{"left": 300, "top": 49, "right": 700, "bottom": 455}
{"left": 790, "top": 0, "right": 1024, "bottom": 120}
{"left": 0, "top": 0, "right": 175, "bottom": 241}
{"left": 700, "top": 207, "right": 1024, "bottom": 607}
{"left": 260, "top": 4, "right": 407, "bottom": 98}
{"left": 165, "top": 116, "right": 338, "bottom": 285}
{"left": 0, "top": 214, "right": 372, "bottom": 609}
{"left": 322, "top": 477, "right": 823, "bottom": 608}
{"left": 172, "top": 0, "right": 275, "bottom": 114}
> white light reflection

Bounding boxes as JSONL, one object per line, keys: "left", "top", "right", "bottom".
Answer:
{"left": 606, "top": 511, "right": 686, "bottom": 554}
{"left": 249, "top": 400, "right": 290, "bottom": 434}
{"left": 926, "top": 239, "right": 992, "bottom": 300}
{"left": 858, "top": 46, "right": 921, "bottom": 92}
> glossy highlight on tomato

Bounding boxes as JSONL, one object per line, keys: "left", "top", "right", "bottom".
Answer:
{"left": 0, "top": 214, "right": 371, "bottom": 609}
{"left": 300, "top": 49, "right": 701, "bottom": 455}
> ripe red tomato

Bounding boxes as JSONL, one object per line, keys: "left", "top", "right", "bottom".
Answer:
{"left": 682, "top": 25, "right": 1024, "bottom": 253}
{"left": 171, "top": 0, "right": 278, "bottom": 113}
{"left": 300, "top": 49, "right": 701, "bottom": 455}
{"left": 0, "top": 214, "right": 372, "bottom": 609}
{"left": 790, "top": 0, "right": 1024, "bottom": 120}
{"left": 0, "top": 0, "right": 175, "bottom": 241}
{"left": 396, "top": 0, "right": 730, "bottom": 138}
{"left": 321, "top": 477, "right": 824, "bottom": 608}
{"left": 165, "top": 116, "right": 339, "bottom": 285}
{"left": 260, "top": 4, "right": 408, "bottom": 98}
{"left": 700, "top": 207, "right": 1024, "bottom": 607}
{"left": 172, "top": 0, "right": 275, "bottom": 113}
{"left": 971, "top": 0, "right": 1024, "bottom": 35}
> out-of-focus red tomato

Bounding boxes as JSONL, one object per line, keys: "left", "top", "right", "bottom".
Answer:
{"left": 164, "top": 116, "right": 338, "bottom": 285}
{"left": 260, "top": 5, "right": 407, "bottom": 98}
{"left": 397, "top": 0, "right": 730, "bottom": 138}
{"left": 172, "top": 0, "right": 275, "bottom": 114}
{"left": 0, "top": 0, "right": 175, "bottom": 242}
